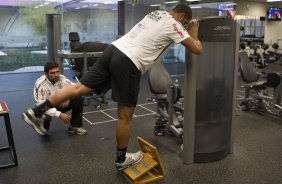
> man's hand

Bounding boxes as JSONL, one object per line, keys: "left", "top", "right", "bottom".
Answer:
{"left": 181, "top": 19, "right": 202, "bottom": 55}
{"left": 60, "top": 100, "right": 70, "bottom": 109}
{"left": 59, "top": 113, "right": 71, "bottom": 123}
{"left": 188, "top": 19, "right": 200, "bottom": 40}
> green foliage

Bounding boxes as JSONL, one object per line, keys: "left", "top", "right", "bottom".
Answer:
{"left": 21, "top": 2, "right": 59, "bottom": 35}
{"left": 0, "top": 48, "right": 47, "bottom": 72}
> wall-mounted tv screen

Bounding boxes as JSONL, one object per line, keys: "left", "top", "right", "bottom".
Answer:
{"left": 267, "top": 7, "right": 282, "bottom": 21}
{"left": 218, "top": 3, "right": 235, "bottom": 17}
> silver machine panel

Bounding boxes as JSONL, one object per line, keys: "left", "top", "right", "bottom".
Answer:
{"left": 183, "top": 17, "right": 239, "bottom": 164}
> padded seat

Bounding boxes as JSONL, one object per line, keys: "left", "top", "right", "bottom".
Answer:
{"left": 148, "top": 58, "right": 172, "bottom": 100}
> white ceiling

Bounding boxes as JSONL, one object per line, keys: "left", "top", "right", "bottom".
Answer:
{"left": 0, "top": 0, "right": 281, "bottom": 7}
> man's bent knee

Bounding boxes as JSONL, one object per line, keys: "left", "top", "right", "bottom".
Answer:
{"left": 74, "top": 83, "right": 93, "bottom": 96}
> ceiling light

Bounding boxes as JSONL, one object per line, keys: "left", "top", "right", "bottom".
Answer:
{"left": 191, "top": 5, "right": 202, "bottom": 9}
{"left": 150, "top": 4, "right": 161, "bottom": 7}
{"left": 165, "top": 1, "right": 179, "bottom": 4}
{"left": 266, "top": 0, "right": 282, "bottom": 2}
{"left": 225, "top": 3, "right": 237, "bottom": 6}
{"left": 104, "top": 1, "right": 114, "bottom": 4}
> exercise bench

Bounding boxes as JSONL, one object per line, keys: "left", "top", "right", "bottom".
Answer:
{"left": 0, "top": 101, "right": 18, "bottom": 169}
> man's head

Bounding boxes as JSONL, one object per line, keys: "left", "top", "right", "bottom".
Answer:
{"left": 170, "top": 4, "right": 192, "bottom": 29}
{"left": 44, "top": 62, "right": 60, "bottom": 84}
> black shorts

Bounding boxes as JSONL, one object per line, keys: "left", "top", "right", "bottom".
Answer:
{"left": 80, "top": 45, "right": 141, "bottom": 107}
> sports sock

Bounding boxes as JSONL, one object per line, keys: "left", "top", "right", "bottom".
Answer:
{"left": 33, "top": 100, "right": 53, "bottom": 117}
{"left": 116, "top": 147, "right": 127, "bottom": 163}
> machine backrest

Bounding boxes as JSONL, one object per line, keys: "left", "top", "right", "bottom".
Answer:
{"left": 69, "top": 32, "right": 109, "bottom": 77}
{"left": 74, "top": 41, "right": 108, "bottom": 53}
{"left": 239, "top": 51, "right": 259, "bottom": 83}
{"left": 148, "top": 57, "right": 172, "bottom": 94}
{"left": 69, "top": 32, "right": 81, "bottom": 52}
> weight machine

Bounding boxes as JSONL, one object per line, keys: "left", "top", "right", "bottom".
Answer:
{"left": 239, "top": 51, "right": 282, "bottom": 116}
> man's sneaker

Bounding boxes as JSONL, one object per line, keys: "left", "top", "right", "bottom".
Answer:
{"left": 68, "top": 127, "right": 87, "bottom": 135}
{"left": 22, "top": 108, "right": 47, "bottom": 135}
{"left": 115, "top": 151, "right": 143, "bottom": 171}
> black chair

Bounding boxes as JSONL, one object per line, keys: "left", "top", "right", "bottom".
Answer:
{"left": 68, "top": 32, "right": 109, "bottom": 106}
{"left": 69, "top": 32, "right": 109, "bottom": 78}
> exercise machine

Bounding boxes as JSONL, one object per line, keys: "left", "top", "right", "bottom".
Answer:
{"left": 149, "top": 17, "right": 239, "bottom": 164}
{"left": 239, "top": 51, "right": 282, "bottom": 116}
{"left": 148, "top": 57, "right": 184, "bottom": 140}
{"left": 57, "top": 32, "right": 109, "bottom": 107}
{"left": 183, "top": 17, "right": 239, "bottom": 164}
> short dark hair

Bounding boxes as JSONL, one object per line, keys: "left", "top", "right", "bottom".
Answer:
{"left": 172, "top": 4, "right": 192, "bottom": 20}
{"left": 44, "top": 62, "right": 59, "bottom": 73}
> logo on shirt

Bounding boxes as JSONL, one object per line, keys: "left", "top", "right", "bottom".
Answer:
{"left": 138, "top": 23, "right": 145, "bottom": 29}
{"left": 148, "top": 11, "right": 162, "bottom": 22}
{"left": 172, "top": 23, "right": 184, "bottom": 38}
{"left": 40, "top": 88, "right": 45, "bottom": 100}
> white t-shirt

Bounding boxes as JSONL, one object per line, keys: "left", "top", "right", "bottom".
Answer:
{"left": 112, "top": 10, "right": 190, "bottom": 74}
{"left": 34, "top": 74, "right": 73, "bottom": 117}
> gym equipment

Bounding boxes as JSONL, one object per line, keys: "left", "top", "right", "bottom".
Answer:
{"left": 68, "top": 32, "right": 109, "bottom": 78}
{"left": 58, "top": 49, "right": 107, "bottom": 106}
{"left": 58, "top": 32, "right": 109, "bottom": 107}
{"left": 122, "top": 137, "right": 165, "bottom": 184}
{"left": 239, "top": 51, "right": 282, "bottom": 116}
{"left": 0, "top": 101, "right": 18, "bottom": 169}
{"left": 262, "top": 43, "right": 281, "bottom": 64}
{"left": 46, "top": 14, "right": 108, "bottom": 107}
{"left": 148, "top": 57, "right": 184, "bottom": 140}
{"left": 183, "top": 17, "right": 239, "bottom": 164}
{"left": 268, "top": 43, "right": 282, "bottom": 63}
{"left": 249, "top": 43, "right": 265, "bottom": 69}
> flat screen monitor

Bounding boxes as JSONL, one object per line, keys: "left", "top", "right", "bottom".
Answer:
{"left": 267, "top": 7, "right": 282, "bottom": 21}
{"left": 218, "top": 3, "right": 235, "bottom": 17}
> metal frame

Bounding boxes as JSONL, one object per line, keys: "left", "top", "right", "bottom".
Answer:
{"left": 0, "top": 102, "right": 18, "bottom": 169}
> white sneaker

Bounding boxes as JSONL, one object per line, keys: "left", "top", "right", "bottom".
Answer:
{"left": 22, "top": 108, "right": 47, "bottom": 135}
{"left": 68, "top": 127, "right": 87, "bottom": 135}
{"left": 115, "top": 151, "right": 143, "bottom": 171}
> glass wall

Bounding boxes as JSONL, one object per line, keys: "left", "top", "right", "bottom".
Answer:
{"left": 124, "top": 0, "right": 231, "bottom": 64}
{"left": 0, "top": 0, "right": 238, "bottom": 73}
{"left": 0, "top": 0, "right": 118, "bottom": 73}
{"left": 236, "top": 15, "right": 265, "bottom": 39}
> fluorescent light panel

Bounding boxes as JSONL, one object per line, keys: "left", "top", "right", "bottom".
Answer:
{"left": 186, "top": 0, "right": 201, "bottom": 2}
{"left": 267, "top": 0, "right": 282, "bottom": 2}
{"left": 165, "top": 1, "right": 178, "bottom": 4}
{"left": 191, "top": 5, "right": 202, "bottom": 9}
{"left": 150, "top": 4, "right": 161, "bottom": 7}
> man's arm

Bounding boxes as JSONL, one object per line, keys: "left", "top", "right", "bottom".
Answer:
{"left": 181, "top": 37, "right": 202, "bottom": 55}
{"left": 34, "top": 81, "right": 61, "bottom": 118}
{"left": 181, "top": 20, "right": 203, "bottom": 55}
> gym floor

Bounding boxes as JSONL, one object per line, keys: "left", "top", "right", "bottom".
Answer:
{"left": 0, "top": 62, "right": 282, "bottom": 184}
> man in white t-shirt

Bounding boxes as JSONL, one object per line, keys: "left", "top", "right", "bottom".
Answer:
{"left": 22, "top": 4, "right": 202, "bottom": 171}
{"left": 34, "top": 62, "right": 86, "bottom": 136}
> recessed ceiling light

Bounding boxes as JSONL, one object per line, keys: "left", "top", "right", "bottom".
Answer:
{"left": 150, "top": 4, "right": 161, "bottom": 7}
{"left": 165, "top": 1, "right": 179, "bottom": 4}
{"left": 186, "top": 0, "right": 201, "bottom": 2}
{"left": 266, "top": 0, "right": 282, "bottom": 2}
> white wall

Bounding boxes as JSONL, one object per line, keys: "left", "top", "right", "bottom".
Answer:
{"left": 265, "top": 18, "right": 282, "bottom": 49}
{"left": 236, "top": 0, "right": 282, "bottom": 49}
{"left": 236, "top": 0, "right": 268, "bottom": 17}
